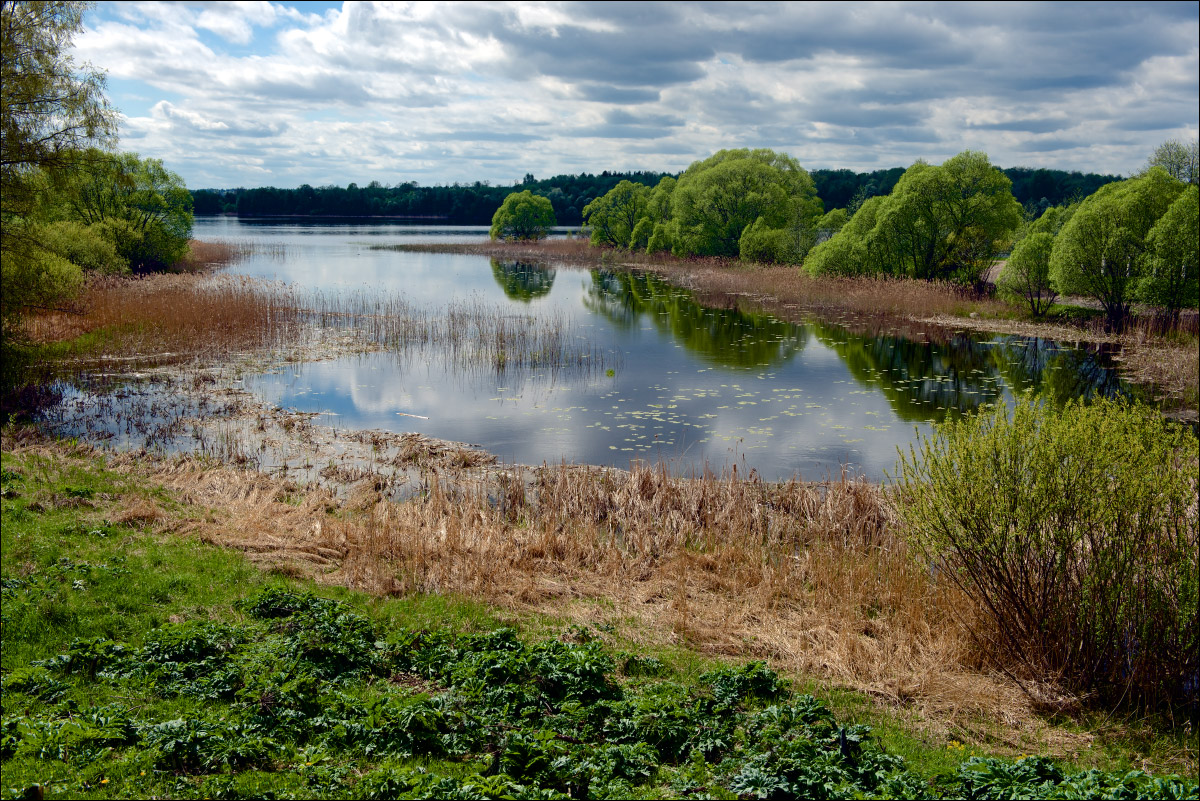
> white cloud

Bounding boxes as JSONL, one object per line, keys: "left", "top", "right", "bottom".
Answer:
{"left": 76, "top": 1, "right": 1199, "bottom": 188}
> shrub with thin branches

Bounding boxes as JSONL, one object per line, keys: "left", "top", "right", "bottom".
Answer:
{"left": 894, "top": 396, "right": 1199, "bottom": 711}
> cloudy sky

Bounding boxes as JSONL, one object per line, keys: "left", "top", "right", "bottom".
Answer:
{"left": 76, "top": 1, "right": 1198, "bottom": 189}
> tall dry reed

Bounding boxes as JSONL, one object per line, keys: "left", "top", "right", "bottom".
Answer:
{"left": 317, "top": 461, "right": 985, "bottom": 713}
{"left": 21, "top": 273, "right": 611, "bottom": 379}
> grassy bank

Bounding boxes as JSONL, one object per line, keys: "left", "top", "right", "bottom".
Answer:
{"left": 2, "top": 440, "right": 1196, "bottom": 799}
{"left": 388, "top": 239, "right": 1199, "bottom": 416}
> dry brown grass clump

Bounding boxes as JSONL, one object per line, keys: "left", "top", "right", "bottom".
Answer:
{"left": 22, "top": 273, "right": 310, "bottom": 366}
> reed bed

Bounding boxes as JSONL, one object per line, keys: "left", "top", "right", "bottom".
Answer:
{"left": 23, "top": 274, "right": 310, "bottom": 368}
{"left": 172, "top": 238, "right": 290, "bottom": 271}
{"left": 301, "top": 289, "right": 610, "bottom": 375}
{"left": 20, "top": 272, "right": 611, "bottom": 380}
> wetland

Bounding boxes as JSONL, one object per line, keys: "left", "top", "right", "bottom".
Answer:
{"left": 34, "top": 217, "right": 1138, "bottom": 483}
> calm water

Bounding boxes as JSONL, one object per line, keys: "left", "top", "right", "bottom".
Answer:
{"left": 187, "top": 218, "right": 1128, "bottom": 480}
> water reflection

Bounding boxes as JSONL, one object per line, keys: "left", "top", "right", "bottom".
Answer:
{"left": 490, "top": 259, "right": 556, "bottom": 302}
{"left": 585, "top": 270, "right": 808, "bottom": 368}
{"left": 811, "top": 322, "right": 1132, "bottom": 423}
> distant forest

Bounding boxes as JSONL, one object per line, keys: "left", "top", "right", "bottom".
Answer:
{"left": 192, "top": 166, "right": 1122, "bottom": 225}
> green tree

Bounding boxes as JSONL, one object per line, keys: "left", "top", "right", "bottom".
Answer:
{"left": 802, "top": 196, "right": 887, "bottom": 277}
{"left": 489, "top": 190, "right": 556, "bottom": 241}
{"left": 65, "top": 151, "right": 193, "bottom": 271}
{"left": 896, "top": 396, "right": 1198, "bottom": 710}
{"left": 582, "top": 180, "right": 648, "bottom": 248}
{"left": 1050, "top": 168, "right": 1184, "bottom": 331}
{"left": 1, "top": 0, "right": 116, "bottom": 332}
{"left": 804, "top": 152, "right": 1021, "bottom": 285}
{"left": 869, "top": 151, "right": 1022, "bottom": 284}
{"left": 637, "top": 176, "right": 676, "bottom": 253}
{"left": 1140, "top": 184, "right": 1199, "bottom": 319}
{"left": 815, "top": 207, "right": 848, "bottom": 237}
{"left": 666, "top": 149, "right": 822, "bottom": 260}
{"left": 997, "top": 232, "right": 1057, "bottom": 316}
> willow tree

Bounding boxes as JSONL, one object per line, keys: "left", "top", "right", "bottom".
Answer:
{"left": 665, "top": 149, "right": 822, "bottom": 260}
{"left": 1140, "top": 185, "right": 1199, "bottom": 320}
{"left": 869, "top": 151, "right": 1022, "bottom": 284}
{"left": 1, "top": 0, "right": 116, "bottom": 332}
{"left": 1050, "top": 168, "right": 1184, "bottom": 331}
{"left": 804, "top": 151, "right": 1021, "bottom": 285}
{"left": 582, "top": 180, "right": 648, "bottom": 248}
{"left": 489, "top": 190, "right": 556, "bottom": 241}
{"left": 65, "top": 151, "right": 194, "bottom": 271}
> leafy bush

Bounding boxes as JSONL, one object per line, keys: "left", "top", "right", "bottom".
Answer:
{"left": 952, "top": 756, "right": 1198, "bottom": 800}
{"left": 895, "top": 395, "right": 1199, "bottom": 709}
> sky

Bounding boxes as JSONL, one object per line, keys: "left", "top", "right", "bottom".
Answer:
{"left": 75, "top": 1, "right": 1200, "bottom": 190}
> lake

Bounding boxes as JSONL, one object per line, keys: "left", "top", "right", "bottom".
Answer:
{"left": 155, "top": 218, "right": 1130, "bottom": 480}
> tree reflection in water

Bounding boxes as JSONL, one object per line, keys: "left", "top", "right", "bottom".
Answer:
{"left": 490, "top": 259, "right": 556, "bottom": 302}
{"left": 587, "top": 269, "right": 1133, "bottom": 423}
{"left": 585, "top": 270, "right": 808, "bottom": 369}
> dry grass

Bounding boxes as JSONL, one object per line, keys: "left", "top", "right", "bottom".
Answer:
{"left": 19, "top": 272, "right": 611, "bottom": 380}
{"left": 175, "top": 238, "right": 289, "bottom": 271}
{"left": 21, "top": 273, "right": 310, "bottom": 368}
{"left": 113, "top": 444, "right": 1033, "bottom": 732}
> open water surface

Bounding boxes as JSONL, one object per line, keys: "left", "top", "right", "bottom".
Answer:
{"left": 118, "top": 219, "right": 1133, "bottom": 480}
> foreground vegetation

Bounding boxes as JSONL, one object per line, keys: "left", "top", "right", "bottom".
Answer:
{"left": 2, "top": 443, "right": 1196, "bottom": 799}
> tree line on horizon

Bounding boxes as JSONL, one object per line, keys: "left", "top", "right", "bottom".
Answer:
{"left": 190, "top": 165, "right": 1123, "bottom": 225}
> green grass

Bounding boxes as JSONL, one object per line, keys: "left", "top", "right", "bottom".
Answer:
{"left": 2, "top": 446, "right": 1196, "bottom": 800}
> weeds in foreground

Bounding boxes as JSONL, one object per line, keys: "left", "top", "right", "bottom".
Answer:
{"left": 3, "top": 448, "right": 1196, "bottom": 799}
